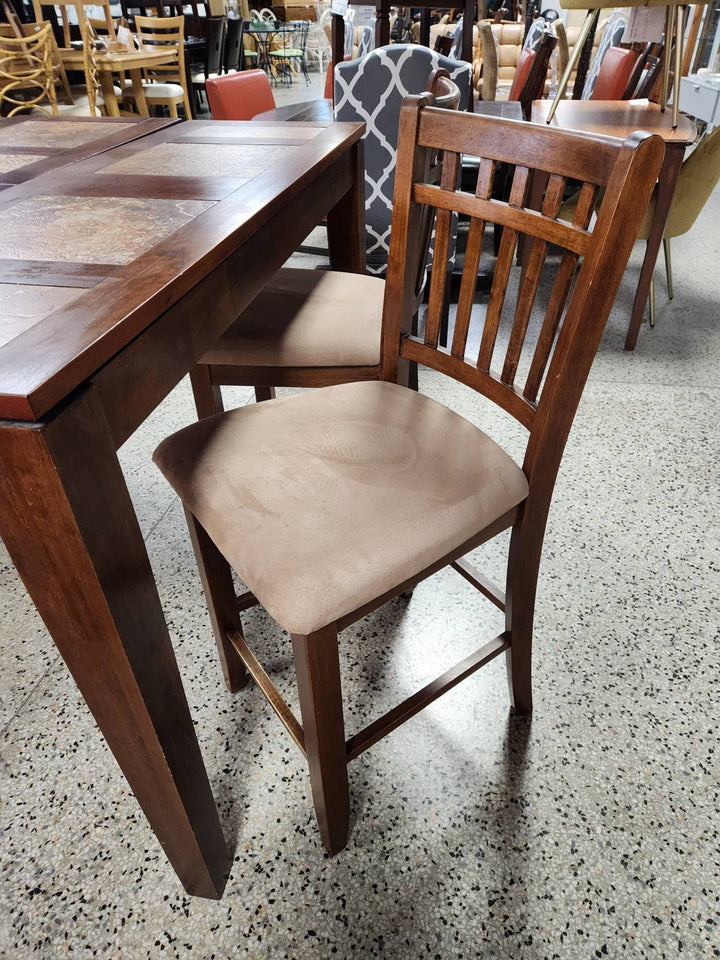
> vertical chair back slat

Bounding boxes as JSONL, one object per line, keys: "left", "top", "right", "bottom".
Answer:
{"left": 423, "top": 149, "right": 460, "bottom": 348}
{"left": 501, "top": 172, "right": 567, "bottom": 386}
{"left": 476, "top": 163, "right": 530, "bottom": 372}
{"left": 523, "top": 180, "right": 599, "bottom": 402}
{"left": 451, "top": 156, "right": 495, "bottom": 360}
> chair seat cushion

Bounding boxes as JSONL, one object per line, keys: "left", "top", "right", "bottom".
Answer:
{"left": 125, "top": 81, "right": 184, "bottom": 99}
{"left": 153, "top": 380, "right": 529, "bottom": 635}
{"left": 198, "top": 268, "right": 385, "bottom": 368}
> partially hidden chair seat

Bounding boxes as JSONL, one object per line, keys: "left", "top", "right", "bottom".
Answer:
{"left": 154, "top": 380, "right": 529, "bottom": 636}
{"left": 199, "top": 268, "right": 384, "bottom": 370}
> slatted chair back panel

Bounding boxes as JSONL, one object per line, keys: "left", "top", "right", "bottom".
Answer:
{"left": 134, "top": 13, "right": 186, "bottom": 85}
{"left": 381, "top": 106, "right": 665, "bottom": 490}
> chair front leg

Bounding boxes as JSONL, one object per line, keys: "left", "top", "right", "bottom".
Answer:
{"left": 504, "top": 521, "right": 543, "bottom": 716}
{"left": 292, "top": 624, "right": 350, "bottom": 855}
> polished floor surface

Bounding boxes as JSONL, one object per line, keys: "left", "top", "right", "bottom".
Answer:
{"left": 1, "top": 75, "right": 719, "bottom": 958}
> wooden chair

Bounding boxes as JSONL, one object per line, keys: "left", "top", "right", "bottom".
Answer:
{"left": 1, "top": 18, "right": 73, "bottom": 104}
{"left": 80, "top": 21, "right": 125, "bottom": 116}
{"left": 205, "top": 67, "right": 274, "bottom": 121}
{"left": 32, "top": 0, "right": 117, "bottom": 47}
{"left": 191, "top": 15, "right": 224, "bottom": 107}
{"left": 222, "top": 15, "right": 244, "bottom": 74}
{"left": 0, "top": 21, "right": 58, "bottom": 116}
{"left": 192, "top": 70, "right": 460, "bottom": 414}
{"left": 153, "top": 96, "right": 665, "bottom": 855}
{"left": 125, "top": 14, "right": 192, "bottom": 118}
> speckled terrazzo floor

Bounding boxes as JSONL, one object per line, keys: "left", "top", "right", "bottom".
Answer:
{"left": 1, "top": 105, "right": 719, "bottom": 956}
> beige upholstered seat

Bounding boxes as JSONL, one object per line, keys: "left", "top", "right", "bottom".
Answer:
{"left": 154, "top": 380, "right": 529, "bottom": 635}
{"left": 199, "top": 269, "right": 384, "bottom": 370}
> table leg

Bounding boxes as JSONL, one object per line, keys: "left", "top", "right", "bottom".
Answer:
{"left": 129, "top": 67, "right": 151, "bottom": 117}
{"left": 326, "top": 139, "right": 365, "bottom": 274}
{"left": 624, "top": 143, "right": 684, "bottom": 351}
{"left": 0, "top": 386, "right": 230, "bottom": 900}
{"left": 99, "top": 70, "right": 121, "bottom": 117}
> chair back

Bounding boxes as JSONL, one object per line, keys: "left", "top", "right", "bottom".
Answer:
{"left": 205, "top": 67, "right": 275, "bottom": 120}
{"left": 590, "top": 45, "right": 638, "bottom": 100}
{"left": 134, "top": 14, "right": 186, "bottom": 86}
{"left": 334, "top": 43, "right": 472, "bottom": 276}
{"left": 662, "top": 125, "right": 720, "bottom": 238}
{"left": 33, "top": 0, "right": 117, "bottom": 46}
{"left": 381, "top": 97, "right": 665, "bottom": 518}
{"left": 355, "top": 16, "right": 375, "bottom": 60}
{"left": 581, "top": 11, "right": 626, "bottom": 99}
{"left": 223, "top": 15, "right": 244, "bottom": 73}
{"left": 509, "top": 30, "right": 556, "bottom": 118}
{"left": 203, "top": 15, "right": 225, "bottom": 76}
{"left": 165, "top": 0, "right": 208, "bottom": 39}
{"left": 0, "top": 21, "right": 57, "bottom": 116}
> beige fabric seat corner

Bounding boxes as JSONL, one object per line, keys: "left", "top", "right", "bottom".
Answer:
{"left": 154, "top": 380, "right": 529, "bottom": 636}
{"left": 199, "top": 268, "right": 384, "bottom": 370}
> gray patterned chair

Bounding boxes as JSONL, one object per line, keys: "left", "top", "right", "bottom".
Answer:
{"left": 334, "top": 43, "right": 472, "bottom": 277}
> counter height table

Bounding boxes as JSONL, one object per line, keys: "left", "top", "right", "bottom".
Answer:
{"left": 0, "top": 116, "right": 365, "bottom": 898}
{"left": 531, "top": 100, "right": 695, "bottom": 350}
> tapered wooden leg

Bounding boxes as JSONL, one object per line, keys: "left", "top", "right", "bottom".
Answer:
{"left": 292, "top": 625, "right": 350, "bottom": 855}
{"left": 504, "top": 524, "right": 543, "bottom": 716}
{"left": 625, "top": 145, "right": 684, "bottom": 351}
{"left": 184, "top": 509, "right": 248, "bottom": 693}
{"left": 0, "top": 387, "right": 229, "bottom": 898}
{"left": 190, "top": 364, "right": 224, "bottom": 419}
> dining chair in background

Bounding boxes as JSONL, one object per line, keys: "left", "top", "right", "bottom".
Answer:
{"left": 205, "top": 67, "right": 274, "bottom": 120}
{"left": 333, "top": 43, "right": 472, "bottom": 277}
{"left": 0, "top": 21, "right": 58, "bottom": 116}
{"left": 268, "top": 19, "right": 310, "bottom": 85}
{"left": 191, "top": 15, "right": 225, "bottom": 108}
{"left": 153, "top": 95, "right": 665, "bottom": 856}
{"left": 222, "top": 15, "right": 245, "bottom": 74}
{"left": 124, "top": 14, "right": 192, "bottom": 118}
{"left": 192, "top": 70, "right": 461, "bottom": 415}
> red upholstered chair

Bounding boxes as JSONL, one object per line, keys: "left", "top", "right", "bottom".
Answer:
{"left": 590, "top": 46, "right": 639, "bottom": 100}
{"left": 205, "top": 68, "right": 275, "bottom": 120}
{"left": 507, "top": 46, "right": 535, "bottom": 101}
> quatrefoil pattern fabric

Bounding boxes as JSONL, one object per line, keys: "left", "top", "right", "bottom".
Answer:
{"left": 334, "top": 45, "right": 472, "bottom": 276}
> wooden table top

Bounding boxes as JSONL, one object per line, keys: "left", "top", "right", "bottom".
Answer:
{"left": 254, "top": 99, "right": 335, "bottom": 123}
{"left": 60, "top": 46, "right": 179, "bottom": 72}
{"left": 531, "top": 100, "right": 696, "bottom": 144}
{"left": 0, "top": 118, "right": 364, "bottom": 423}
{"left": 0, "top": 116, "right": 175, "bottom": 189}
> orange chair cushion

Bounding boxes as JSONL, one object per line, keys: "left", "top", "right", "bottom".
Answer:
{"left": 591, "top": 47, "right": 639, "bottom": 101}
{"left": 206, "top": 69, "right": 275, "bottom": 120}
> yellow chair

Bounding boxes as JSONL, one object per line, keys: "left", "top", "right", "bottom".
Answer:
{"left": 0, "top": 22, "right": 58, "bottom": 116}
{"left": 125, "top": 14, "right": 192, "bottom": 118}
{"left": 640, "top": 125, "right": 720, "bottom": 325}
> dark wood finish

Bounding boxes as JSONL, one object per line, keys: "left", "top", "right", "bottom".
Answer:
{"left": 0, "top": 117, "right": 365, "bottom": 894}
{"left": 531, "top": 100, "right": 695, "bottom": 350}
{"left": 253, "top": 98, "right": 334, "bottom": 123}
{"left": 177, "top": 99, "right": 665, "bottom": 857}
{"left": 292, "top": 625, "right": 350, "bottom": 855}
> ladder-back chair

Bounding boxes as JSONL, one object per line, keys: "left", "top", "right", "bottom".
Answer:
{"left": 153, "top": 97, "right": 665, "bottom": 855}
{"left": 127, "top": 14, "right": 192, "bottom": 118}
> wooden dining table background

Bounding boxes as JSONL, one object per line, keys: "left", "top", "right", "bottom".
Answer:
{"left": 0, "top": 114, "right": 365, "bottom": 898}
